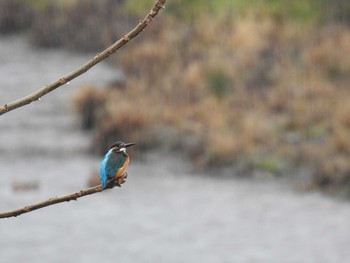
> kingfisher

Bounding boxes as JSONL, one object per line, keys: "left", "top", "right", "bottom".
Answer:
{"left": 100, "top": 141, "right": 136, "bottom": 189}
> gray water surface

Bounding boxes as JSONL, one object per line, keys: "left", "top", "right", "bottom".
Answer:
{"left": 1, "top": 36, "right": 350, "bottom": 263}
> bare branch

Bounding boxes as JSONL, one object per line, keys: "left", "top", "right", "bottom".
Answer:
{"left": 0, "top": 175, "right": 126, "bottom": 219}
{"left": 0, "top": 0, "right": 166, "bottom": 116}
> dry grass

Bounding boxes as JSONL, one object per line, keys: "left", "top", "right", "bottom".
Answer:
{"left": 74, "top": 13, "right": 350, "bottom": 194}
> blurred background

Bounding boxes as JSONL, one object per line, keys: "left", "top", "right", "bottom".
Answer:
{"left": 1, "top": 0, "right": 350, "bottom": 262}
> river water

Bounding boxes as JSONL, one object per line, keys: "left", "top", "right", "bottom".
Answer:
{"left": 1, "top": 36, "right": 350, "bottom": 263}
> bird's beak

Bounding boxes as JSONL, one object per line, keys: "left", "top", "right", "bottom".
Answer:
{"left": 124, "top": 142, "right": 136, "bottom": 148}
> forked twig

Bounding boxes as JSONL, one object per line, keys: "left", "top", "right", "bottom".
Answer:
{"left": 0, "top": 0, "right": 166, "bottom": 116}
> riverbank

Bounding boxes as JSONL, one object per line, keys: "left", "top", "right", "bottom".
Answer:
{"left": 3, "top": 0, "right": 350, "bottom": 195}
{"left": 74, "top": 9, "right": 350, "bottom": 195}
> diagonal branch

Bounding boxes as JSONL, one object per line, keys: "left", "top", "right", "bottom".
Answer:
{"left": 0, "top": 175, "right": 126, "bottom": 219}
{"left": 0, "top": 185, "right": 103, "bottom": 219}
{"left": 0, "top": 0, "right": 166, "bottom": 116}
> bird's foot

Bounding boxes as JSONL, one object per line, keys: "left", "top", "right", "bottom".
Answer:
{"left": 106, "top": 172, "right": 128, "bottom": 188}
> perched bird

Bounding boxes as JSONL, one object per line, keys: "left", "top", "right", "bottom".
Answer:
{"left": 100, "top": 141, "right": 136, "bottom": 189}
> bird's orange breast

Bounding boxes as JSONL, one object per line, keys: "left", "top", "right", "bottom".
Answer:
{"left": 115, "top": 155, "right": 129, "bottom": 178}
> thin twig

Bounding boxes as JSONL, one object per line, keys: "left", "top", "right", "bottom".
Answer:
{"left": 0, "top": 0, "right": 166, "bottom": 116}
{"left": 0, "top": 175, "right": 125, "bottom": 219}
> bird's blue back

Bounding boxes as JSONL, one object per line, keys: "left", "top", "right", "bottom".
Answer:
{"left": 100, "top": 150, "right": 127, "bottom": 188}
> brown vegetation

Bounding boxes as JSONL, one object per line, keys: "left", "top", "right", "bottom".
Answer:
{"left": 74, "top": 12, "right": 350, "bottom": 194}
{"left": 3, "top": 0, "right": 350, "bottom": 194}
